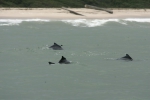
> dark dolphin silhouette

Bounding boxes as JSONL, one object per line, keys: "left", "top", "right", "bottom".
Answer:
{"left": 48, "top": 56, "right": 71, "bottom": 65}
{"left": 59, "top": 56, "right": 71, "bottom": 64}
{"left": 118, "top": 54, "right": 133, "bottom": 61}
{"left": 49, "top": 43, "right": 63, "bottom": 50}
{"left": 48, "top": 62, "right": 55, "bottom": 65}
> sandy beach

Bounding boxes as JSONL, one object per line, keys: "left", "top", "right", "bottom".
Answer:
{"left": 0, "top": 8, "right": 150, "bottom": 19}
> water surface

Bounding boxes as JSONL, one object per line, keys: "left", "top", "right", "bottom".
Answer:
{"left": 0, "top": 18, "right": 150, "bottom": 100}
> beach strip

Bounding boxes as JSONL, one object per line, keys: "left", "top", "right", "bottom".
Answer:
{"left": 0, "top": 8, "right": 150, "bottom": 19}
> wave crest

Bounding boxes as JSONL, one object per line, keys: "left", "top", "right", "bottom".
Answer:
{"left": 124, "top": 18, "right": 150, "bottom": 22}
{"left": 62, "top": 19, "right": 119, "bottom": 27}
{"left": 0, "top": 18, "right": 150, "bottom": 27}
{"left": 0, "top": 19, "right": 50, "bottom": 26}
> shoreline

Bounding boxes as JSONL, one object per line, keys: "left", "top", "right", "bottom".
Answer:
{"left": 0, "top": 8, "right": 150, "bottom": 19}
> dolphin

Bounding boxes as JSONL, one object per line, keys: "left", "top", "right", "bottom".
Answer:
{"left": 118, "top": 54, "right": 133, "bottom": 61}
{"left": 59, "top": 56, "right": 71, "bottom": 64}
{"left": 49, "top": 43, "right": 63, "bottom": 50}
{"left": 48, "top": 56, "right": 71, "bottom": 65}
{"left": 48, "top": 62, "right": 55, "bottom": 65}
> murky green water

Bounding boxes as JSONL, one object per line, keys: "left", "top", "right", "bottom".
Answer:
{"left": 0, "top": 19, "right": 150, "bottom": 100}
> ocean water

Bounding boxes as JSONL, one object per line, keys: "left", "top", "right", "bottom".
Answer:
{"left": 0, "top": 18, "right": 150, "bottom": 100}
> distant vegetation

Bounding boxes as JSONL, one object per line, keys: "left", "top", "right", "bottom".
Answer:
{"left": 0, "top": 0, "right": 150, "bottom": 8}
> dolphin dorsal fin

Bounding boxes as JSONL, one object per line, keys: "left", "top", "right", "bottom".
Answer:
{"left": 126, "top": 54, "right": 130, "bottom": 57}
{"left": 59, "top": 56, "right": 71, "bottom": 64}
{"left": 59, "top": 56, "right": 66, "bottom": 63}
{"left": 62, "top": 56, "right": 66, "bottom": 60}
{"left": 123, "top": 54, "right": 133, "bottom": 60}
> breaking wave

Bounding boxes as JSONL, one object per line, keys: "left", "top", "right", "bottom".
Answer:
{"left": 62, "top": 19, "right": 121, "bottom": 27}
{"left": 0, "top": 18, "right": 150, "bottom": 27}
{"left": 62, "top": 18, "right": 150, "bottom": 27}
{"left": 124, "top": 18, "right": 150, "bottom": 22}
{"left": 0, "top": 19, "right": 50, "bottom": 26}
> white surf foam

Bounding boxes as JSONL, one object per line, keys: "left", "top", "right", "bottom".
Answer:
{"left": 62, "top": 18, "right": 150, "bottom": 27}
{"left": 123, "top": 18, "right": 150, "bottom": 23}
{"left": 0, "top": 19, "right": 50, "bottom": 26}
{"left": 0, "top": 18, "right": 150, "bottom": 27}
{"left": 61, "top": 19, "right": 120, "bottom": 27}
